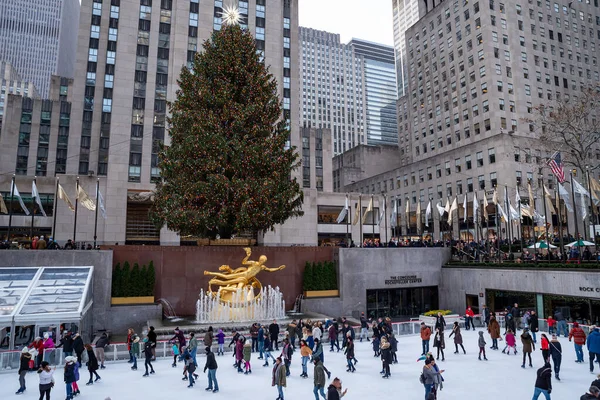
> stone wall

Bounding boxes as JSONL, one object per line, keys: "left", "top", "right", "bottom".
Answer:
{"left": 107, "top": 304, "right": 162, "bottom": 334}
{"left": 104, "top": 245, "right": 336, "bottom": 316}
{"left": 439, "top": 266, "right": 600, "bottom": 314}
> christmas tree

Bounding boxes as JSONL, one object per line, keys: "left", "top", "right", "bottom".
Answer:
{"left": 151, "top": 23, "right": 303, "bottom": 239}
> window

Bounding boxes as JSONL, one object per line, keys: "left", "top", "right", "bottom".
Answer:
{"left": 467, "top": 178, "right": 474, "bottom": 192}
{"left": 516, "top": 171, "right": 522, "bottom": 186}
{"left": 488, "top": 148, "right": 496, "bottom": 163}
{"left": 490, "top": 172, "right": 497, "bottom": 188}
{"left": 478, "top": 175, "right": 486, "bottom": 189}
{"left": 476, "top": 151, "right": 484, "bottom": 167}
{"left": 466, "top": 155, "right": 472, "bottom": 169}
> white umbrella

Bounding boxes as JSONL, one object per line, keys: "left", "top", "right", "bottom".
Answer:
{"left": 565, "top": 240, "right": 596, "bottom": 247}
{"left": 527, "top": 241, "right": 557, "bottom": 249}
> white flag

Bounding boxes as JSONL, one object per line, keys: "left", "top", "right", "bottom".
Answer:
{"left": 97, "top": 187, "right": 107, "bottom": 220}
{"left": 77, "top": 184, "right": 96, "bottom": 211}
{"left": 390, "top": 198, "right": 398, "bottom": 228}
{"left": 448, "top": 197, "right": 458, "bottom": 224}
{"left": 463, "top": 195, "right": 467, "bottom": 221}
{"left": 515, "top": 189, "right": 521, "bottom": 205}
{"left": 510, "top": 204, "right": 520, "bottom": 220}
{"left": 416, "top": 201, "right": 422, "bottom": 232}
{"left": 444, "top": 197, "right": 451, "bottom": 214}
{"left": 483, "top": 193, "right": 489, "bottom": 219}
{"left": 362, "top": 197, "right": 373, "bottom": 224}
{"left": 558, "top": 183, "right": 573, "bottom": 212}
{"left": 425, "top": 201, "right": 432, "bottom": 227}
{"left": 58, "top": 184, "right": 75, "bottom": 211}
{"left": 436, "top": 202, "right": 446, "bottom": 218}
{"left": 473, "top": 192, "right": 479, "bottom": 220}
{"left": 336, "top": 196, "right": 349, "bottom": 224}
{"left": 11, "top": 181, "right": 29, "bottom": 215}
{"left": 0, "top": 193, "right": 8, "bottom": 214}
{"left": 573, "top": 178, "right": 590, "bottom": 198}
{"left": 405, "top": 199, "right": 410, "bottom": 228}
{"left": 378, "top": 198, "right": 386, "bottom": 226}
{"left": 497, "top": 204, "right": 508, "bottom": 223}
{"left": 31, "top": 181, "right": 47, "bottom": 217}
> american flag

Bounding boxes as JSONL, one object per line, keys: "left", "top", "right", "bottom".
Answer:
{"left": 547, "top": 152, "right": 565, "bottom": 183}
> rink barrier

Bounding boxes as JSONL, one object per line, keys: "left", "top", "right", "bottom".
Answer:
{"left": 0, "top": 318, "right": 594, "bottom": 372}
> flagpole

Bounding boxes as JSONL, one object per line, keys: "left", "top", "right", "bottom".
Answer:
{"left": 586, "top": 167, "right": 597, "bottom": 245}
{"left": 383, "top": 194, "right": 388, "bottom": 245}
{"left": 555, "top": 176, "right": 564, "bottom": 259}
{"left": 345, "top": 194, "right": 349, "bottom": 245}
{"left": 540, "top": 177, "right": 549, "bottom": 256}
{"left": 7, "top": 175, "right": 15, "bottom": 241}
{"left": 93, "top": 178, "right": 100, "bottom": 248}
{"left": 570, "top": 170, "right": 581, "bottom": 261}
{"left": 30, "top": 176, "right": 37, "bottom": 240}
{"left": 495, "top": 187, "right": 500, "bottom": 263}
{"left": 358, "top": 196, "right": 362, "bottom": 246}
{"left": 371, "top": 195, "right": 375, "bottom": 240}
{"left": 518, "top": 192, "right": 524, "bottom": 254}
{"left": 73, "top": 177, "right": 79, "bottom": 244}
{"left": 504, "top": 185, "right": 512, "bottom": 255}
{"left": 530, "top": 180, "right": 538, "bottom": 262}
{"left": 52, "top": 177, "right": 59, "bottom": 240}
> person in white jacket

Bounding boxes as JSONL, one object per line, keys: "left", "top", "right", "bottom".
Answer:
{"left": 37, "top": 361, "right": 55, "bottom": 400}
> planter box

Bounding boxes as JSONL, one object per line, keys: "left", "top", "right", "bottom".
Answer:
{"left": 303, "top": 290, "right": 339, "bottom": 298}
{"left": 111, "top": 296, "right": 155, "bottom": 305}
{"left": 210, "top": 238, "right": 257, "bottom": 246}
{"left": 196, "top": 239, "right": 210, "bottom": 246}
{"left": 419, "top": 314, "right": 461, "bottom": 326}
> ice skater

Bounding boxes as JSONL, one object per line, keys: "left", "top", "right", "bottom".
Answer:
{"left": 372, "top": 335, "right": 380, "bottom": 357}
{"left": 313, "top": 357, "right": 327, "bottom": 400}
{"left": 272, "top": 357, "right": 286, "bottom": 400}
{"left": 183, "top": 354, "right": 196, "bottom": 388}
{"left": 16, "top": 346, "right": 31, "bottom": 394}
{"left": 549, "top": 334, "right": 562, "bottom": 380}
{"left": 216, "top": 328, "right": 225, "bottom": 356}
{"left": 85, "top": 344, "right": 101, "bottom": 384}
{"left": 420, "top": 322, "right": 432, "bottom": 355}
{"left": 300, "top": 339, "right": 312, "bottom": 378}
{"left": 522, "top": 328, "right": 536, "bottom": 368}
{"left": 531, "top": 361, "right": 552, "bottom": 399}
{"left": 203, "top": 346, "right": 219, "bottom": 393}
{"left": 64, "top": 357, "right": 76, "bottom": 400}
{"left": 142, "top": 338, "right": 155, "bottom": 377}
{"left": 263, "top": 334, "right": 276, "bottom": 366}
{"left": 503, "top": 329, "right": 517, "bottom": 355}
{"left": 433, "top": 328, "right": 445, "bottom": 361}
{"left": 488, "top": 315, "right": 501, "bottom": 350}
{"left": 344, "top": 336, "right": 356, "bottom": 373}
{"left": 540, "top": 333, "right": 551, "bottom": 363}
{"left": 478, "top": 331, "right": 488, "bottom": 361}
{"left": 243, "top": 338, "right": 252, "bottom": 374}
{"left": 171, "top": 342, "right": 180, "bottom": 367}
{"left": 449, "top": 321, "right": 466, "bottom": 355}
{"left": 380, "top": 336, "right": 392, "bottom": 378}
{"left": 131, "top": 335, "right": 140, "bottom": 370}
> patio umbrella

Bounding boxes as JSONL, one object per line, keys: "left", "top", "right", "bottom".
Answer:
{"left": 565, "top": 240, "right": 595, "bottom": 247}
{"left": 527, "top": 241, "right": 557, "bottom": 249}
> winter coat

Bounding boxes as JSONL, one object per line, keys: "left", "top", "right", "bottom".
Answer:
{"left": 263, "top": 337, "right": 272, "bottom": 352}
{"left": 86, "top": 349, "right": 99, "bottom": 371}
{"left": 540, "top": 336, "right": 550, "bottom": 350}
{"left": 506, "top": 332, "right": 516, "bottom": 347}
{"left": 529, "top": 316, "right": 539, "bottom": 332}
{"left": 569, "top": 327, "right": 587, "bottom": 345}
{"left": 314, "top": 361, "right": 326, "bottom": 387}
{"left": 511, "top": 306, "right": 521, "bottom": 319}
{"left": 60, "top": 335, "right": 74, "bottom": 352}
{"left": 534, "top": 364, "right": 552, "bottom": 391}
{"left": 312, "top": 326, "right": 322, "bottom": 341}
{"left": 269, "top": 323, "right": 280, "bottom": 340}
{"left": 235, "top": 340, "right": 244, "bottom": 361}
{"left": 300, "top": 343, "right": 313, "bottom": 357}
{"left": 422, "top": 365, "right": 441, "bottom": 385}
{"left": 204, "top": 350, "right": 218, "bottom": 371}
{"left": 521, "top": 332, "right": 535, "bottom": 353}
{"left": 380, "top": 341, "right": 392, "bottom": 363}
{"left": 587, "top": 329, "right": 600, "bottom": 353}
{"left": 18, "top": 353, "right": 31, "bottom": 373}
{"left": 172, "top": 331, "right": 186, "bottom": 347}
{"left": 547, "top": 318, "right": 556, "bottom": 327}
{"left": 73, "top": 362, "right": 80, "bottom": 381}
{"left": 272, "top": 363, "right": 286, "bottom": 387}
{"left": 449, "top": 325, "right": 463, "bottom": 344}
{"left": 488, "top": 318, "right": 501, "bottom": 339}
{"left": 554, "top": 311, "right": 565, "bottom": 321}
{"left": 64, "top": 362, "right": 76, "bottom": 384}
{"left": 243, "top": 342, "right": 251, "bottom": 361}
{"left": 433, "top": 332, "right": 445, "bottom": 349}
{"left": 286, "top": 323, "right": 297, "bottom": 338}
{"left": 147, "top": 329, "right": 157, "bottom": 345}
{"left": 313, "top": 342, "right": 323, "bottom": 361}
{"left": 389, "top": 335, "right": 398, "bottom": 352}
{"left": 188, "top": 337, "right": 198, "bottom": 351}
{"left": 420, "top": 326, "right": 432, "bottom": 341}
{"left": 95, "top": 335, "right": 109, "bottom": 349}
{"left": 435, "top": 316, "right": 446, "bottom": 331}
{"left": 478, "top": 332, "right": 486, "bottom": 347}
{"left": 43, "top": 337, "right": 55, "bottom": 349}
{"left": 549, "top": 340, "right": 562, "bottom": 360}
{"left": 250, "top": 325, "right": 259, "bottom": 339}
{"left": 143, "top": 342, "right": 153, "bottom": 359}
{"left": 581, "top": 393, "right": 598, "bottom": 400}
{"left": 328, "top": 325, "right": 337, "bottom": 340}
{"left": 73, "top": 336, "right": 84, "bottom": 355}
{"left": 327, "top": 385, "right": 341, "bottom": 400}
{"left": 344, "top": 340, "right": 354, "bottom": 359}
{"left": 216, "top": 330, "right": 225, "bottom": 345}
{"left": 465, "top": 308, "right": 475, "bottom": 318}
{"left": 203, "top": 331, "right": 213, "bottom": 347}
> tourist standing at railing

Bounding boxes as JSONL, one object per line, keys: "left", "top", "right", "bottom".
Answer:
{"left": 142, "top": 338, "right": 155, "bottom": 377}
{"left": 16, "top": 346, "right": 31, "bottom": 394}
{"left": 126, "top": 328, "right": 134, "bottom": 364}
{"left": 449, "top": 321, "right": 466, "bottom": 355}
{"left": 32, "top": 337, "right": 44, "bottom": 368}
{"left": 420, "top": 322, "right": 432, "bottom": 356}
{"left": 554, "top": 311, "right": 569, "bottom": 338}
{"left": 530, "top": 311, "right": 539, "bottom": 344}
{"left": 42, "top": 333, "right": 55, "bottom": 363}
{"left": 588, "top": 326, "right": 600, "bottom": 374}
{"left": 568, "top": 321, "right": 587, "bottom": 363}
{"left": 204, "top": 346, "right": 219, "bottom": 392}
{"left": 95, "top": 332, "right": 109, "bottom": 369}
{"left": 147, "top": 326, "right": 157, "bottom": 361}
{"left": 547, "top": 316, "right": 556, "bottom": 335}
{"left": 85, "top": 343, "right": 101, "bottom": 385}
{"left": 488, "top": 315, "right": 501, "bottom": 350}
{"left": 57, "top": 331, "right": 74, "bottom": 357}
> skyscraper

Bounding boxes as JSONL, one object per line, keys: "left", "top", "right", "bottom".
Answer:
{"left": 299, "top": 27, "right": 366, "bottom": 156}
{"left": 0, "top": 0, "right": 80, "bottom": 97}
{"left": 392, "top": 0, "right": 420, "bottom": 98}
{"left": 349, "top": 39, "right": 398, "bottom": 147}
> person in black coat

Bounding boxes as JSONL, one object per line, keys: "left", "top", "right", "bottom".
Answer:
{"left": 549, "top": 335, "right": 562, "bottom": 380}
{"left": 529, "top": 311, "right": 539, "bottom": 344}
{"left": 147, "top": 326, "right": 157, "bottom": 361}
{"left": 84, "top": 344, "right": 101, "bottom": 385}
{"left": 379, "top": 337, "right": 392, "bottom": 378}
{"left": 142, "top": 339, "right": 155, "bottom": 376}
{"left": 269, "top": 320, "right": 280, "bottom": 351}
{"left": 72, "top": 333, "right": 84, "bottom": 364}
{"left": 204, "top": 346, "right": 219, "bottom": 392}
{"left": 434, "top": 313, "right": 446, "bottom": 332}
{"left": 327, "top": 378, "right": 347, "bottom": 400}
{"left": 532, "top": 362, "right": 552, "bottom": 399}
{"left": 57, "top": 331, "right": 74, "bottom": 357}
{"left": 16, "top": 347, "right": 32, "bottom": 394}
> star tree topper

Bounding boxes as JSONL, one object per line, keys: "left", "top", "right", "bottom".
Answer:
{"left": 221, "top": 5, "right": 241, "bottom": 26}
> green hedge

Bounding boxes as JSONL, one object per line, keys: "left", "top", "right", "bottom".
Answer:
{"left": 423, "top": 309, "right": 453, "bottom": 316}
{"left": 303, "top": 261, "right": 338, "bottom": 291}
{"left": 111, "top": 260, "right": 156, "bottom": 297}
{"left": 445, "top": 261, "right": 600, "bottom": 270}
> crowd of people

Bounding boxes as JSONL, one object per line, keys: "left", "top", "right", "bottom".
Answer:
{"left": 13, "top": 311, "right": 600, "bottom": 400}
{"left": 0, "top": 236, "right": 99, "bottom": 250}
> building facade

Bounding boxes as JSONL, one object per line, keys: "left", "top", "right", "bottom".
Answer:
{"left": 0, "top": 0, "right": 80, "bottom": 97}
{"left": 299, "top": 27, "right": 367, "bottom": 156}
{"left": 392, "top": 0, "right": 420, "bottom": 98}
{"left": 344, "top": 0, "right": 600, "bottom": 241}
{"left": 0, "top": 62, "right": 40, "bottom": 128}
{"left": 349, "top": 39, "right": 399, "bottom": 147}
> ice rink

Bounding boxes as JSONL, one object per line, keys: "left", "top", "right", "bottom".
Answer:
{"left": 0, "top": 330, "right": 597, "bottom": 399}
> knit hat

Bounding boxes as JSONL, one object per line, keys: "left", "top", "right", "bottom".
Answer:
{"left": 573, "top": 322, "right": 579, "bottom": 327}
{"left": 65, "top": 356, "right": 76, "bottom": 363}
{"left": 21, "top": 346, "right": 29, "bottom": 354}
{"left": 313, "top": 356, "right": 320, "bottom": 363}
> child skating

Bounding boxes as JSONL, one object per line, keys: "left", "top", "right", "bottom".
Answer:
{"left": 171, "top": 342, "right": 180, "bottom": 367}
{"left": 243, "top": 339, "right": 252, "bottom": 374}
{"left": 503, "top": 330, "right": 517, "bottom": 355}
{"left": 216, "top": 329, "right": 225, "bottom": 356}
{"left": 478, "top": 331, "right": 488, "bottom": 360}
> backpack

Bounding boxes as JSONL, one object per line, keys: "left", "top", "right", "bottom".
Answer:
{"left": 419, "top": 372, "right": 425, "bottom": 384}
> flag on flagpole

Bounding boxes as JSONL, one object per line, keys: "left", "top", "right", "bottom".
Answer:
{"left": 362, "top": 197, "right": 373, "bottom": 224}
{"left": 543, "top": 185, "right": 556, "bottom": 215}
{"left": 352, "top": 198, "right": 360, "bottom": 225}
{"left": 405, "top": 199, "right": 410, "bottom": 229}
{"left": 436, "top": 202, "right": 445, "bottom": 218}
{"left": 416, "top": 201, "right": 422, "bottom": 233}
{"left": 558, "top": 183, "right": 573, "bottom": 212}
{"left": 509, "top": 204, "right": 520, "bottom": 220}
{"left": 58, "top": 184, "right": 75, "bottom": 211}
{"left": 473, "top": 192, "right": 479, "bottom": 221}
{"left": 492, "top": 188, "right": 498, "bottom": 205}
{"left": 425, "top": 201, "right": 432, "bottom": 227}
{"left": 11, "top": 181, "right": 29, "bottom": 215}
{"left": 547, "top": 151, "right": 566, "bottom": 183}
{"left": 528, "top": 181, "right": 535, "bottom": 216}
{"left": 448, "top": 197, "right": 458, "bottom": 224}
{"left": 572, "top": 178, "right": 589, "bottom": 220}
{"left": 589, "top": 176, "right": 600, "bottom": 205}
{"left": 573, "top": 178, "right": 590, "bottom": 197}
{"left": 77, "top": 184, "right": 96, "bottom": 211}
{"left": 444, "top": 197, "right": 450, "bottom": 214}
{"left": 482, "top": 193, "right": 489, "bottom": 219}
{"left": 378, "top": 197, "right": 386, "bottom": 226}
{"left": 515, "top": 188, "right": 521, "bottom": 205}
{"left": 497, "top": 204, "right": 508, "bottom": 223}
{"left": 97, "top": 187, "right": 107, "bottom": 220}
{"left": 462, "top": 195, "right": 467, "bottom": 221}
{"left": 390, "top": 198, "right": 398, "bottom": 228}
{"left": 0, "top": 193, "right": 7, "bottom": 214}
{"left": 31, "top": 181, "right": 47, "bottom": 217}
{"left": 336, "top": 196, "right": 349, "bottom": 224}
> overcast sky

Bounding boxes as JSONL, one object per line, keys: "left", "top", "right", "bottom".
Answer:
{"left": 299, "top": 0, "right": 395, "bottom": 47}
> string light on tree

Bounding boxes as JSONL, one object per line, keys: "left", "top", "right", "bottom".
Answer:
{"left": 221, "top": 5, "right": 241, "bottom": 26}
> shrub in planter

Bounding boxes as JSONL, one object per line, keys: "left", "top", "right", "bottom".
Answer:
{"left": 423, "top": 309, "right": 453, "bottom": 317}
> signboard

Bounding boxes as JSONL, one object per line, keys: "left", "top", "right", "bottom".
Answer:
{"left": 384, "top": 275, "right": 422, "bottom": 285}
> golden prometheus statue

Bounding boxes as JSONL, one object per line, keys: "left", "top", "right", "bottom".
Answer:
{"left": 203, "top": 247, "right": 285, "bottom": 304}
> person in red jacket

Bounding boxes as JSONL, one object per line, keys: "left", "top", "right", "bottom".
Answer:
{"left": 547, "top": 316, "right": 556, "bottom": 334}
{"left": 568, "top": 321, "right": 587, "bottom": 363}
{"left": 465, "top": 307, "right": 476, "bottom": 331}
{"left": 540, "top": 333, "right": 550, "bottom": 363}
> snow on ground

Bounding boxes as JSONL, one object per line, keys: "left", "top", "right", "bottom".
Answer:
{"left": 0, "top": 330, "right": 597, "bottom": 400}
